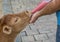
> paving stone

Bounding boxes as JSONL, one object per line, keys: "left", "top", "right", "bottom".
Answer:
{"left": 15, "top": 34, "right": 22, "bottom": 42}
{"left": 0, "top": 0, "right": 2, "bottom": 15}
{"left": 26, "top": 29, "right": 39, "bottom": 36}
{"left": 3, "top": 0, "right": 13, "bottom": 14}
{"left": 21, "top": 36, "right": 35, "bottom": 42}
{"left": 19, "top": 31, "right": 26, "bottom": 36}
{"left": 18, "top": 0, "right": 41, "bottom": 11}
{"left": 34, "top": 34, "right": 48, "bottom": 41}
{"left": 47, "top": 32, "right": 56, "bottom": 39}
{"left": 33, "top": 20, "right": 41, "bottom": 27}
{"left": 18, "top": 0, "right": 40, "bottom": 5}
{"left": 2, "top": 0, "right": 10, "bottom": 4}
{"left": 22, "top": 25, "right": 31, "bottom": 31}
{"left": 29, "top": 25, "right": 38, "bottom": 30}
{"left": 29, "top": 23, "right": 41, "bottom": 30}
{"left": 43, "top": 40, "right": 50, "bottom": 42}
{"left": 38, "top": 29, "right": 51, "bottom": 34}
{"left": 28, "top": 40, "right": 42, "bottom": 42}
{"left": 43, "top": 39, "right": 56, "bottom": 42}
{"left": 11, "top": 1, "right": 26, "bottom": 13}
{"left": 35, "top": 40, "right": 42, "bottom": 42}
{"left": 0, "top": 5, "right": 2, "bottom": 9}
{"left": 49, "top": 39, "right": 56, "bottom": 42}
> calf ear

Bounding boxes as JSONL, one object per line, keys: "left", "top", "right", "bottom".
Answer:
{"left": 0, "top": 19, "right": 2, "bottom": 31}
{"left": 0, "top": 18, "right": 4, "bottom": 25}
{"left": 3, "top": 25, "right": 12, "bottom": 35}
{"left": 0, "top": 16, "right": 6, "bottom": 26}
{"left": 0, "top": 18, "right": 5, "bottom": 31}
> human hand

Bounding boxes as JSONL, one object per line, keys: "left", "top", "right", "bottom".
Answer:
{"left": 30, "top": 11, "right": 40, "bottom": 23}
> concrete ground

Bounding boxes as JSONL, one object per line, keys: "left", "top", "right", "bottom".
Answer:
{"left": 3, "top": 0, "right": 57, "bottom": 42}
{"left": 0, "top": 0, "right": 2, "bottom": 13}
{"left": 0, "top": 0, "right": 3, "bottom": 18}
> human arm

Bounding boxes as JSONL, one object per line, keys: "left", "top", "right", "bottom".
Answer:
{"left": 30, "top": 0, "right": 60, "bottom": 23}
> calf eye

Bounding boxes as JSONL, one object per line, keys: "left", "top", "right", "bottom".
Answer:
{"left": 14, "top": 17, "right": 21, "bottom": 24}
{"left": 15, "top": 18, "right": 18, "bottom": 22}
{"left": 10, "top": 17, "right": 21, "bottom": 25}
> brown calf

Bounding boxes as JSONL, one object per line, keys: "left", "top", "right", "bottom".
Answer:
{"left": 0, "top": 11, "right": 31, "bottom": 42}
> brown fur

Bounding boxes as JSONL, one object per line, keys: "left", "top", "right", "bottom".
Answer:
{"left": 0, "top": 11, "right": 31, "bottom": 42}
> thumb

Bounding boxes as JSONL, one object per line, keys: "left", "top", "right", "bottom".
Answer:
{"left": 30, "top": 12, "right": 40, "bottom": 23}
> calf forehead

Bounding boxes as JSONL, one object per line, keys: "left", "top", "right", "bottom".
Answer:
{"left": 0, "top": 15, "right": 15, "bottom": 25}
{"left": 4, "top": 15, "right": 15, "bottom": 22}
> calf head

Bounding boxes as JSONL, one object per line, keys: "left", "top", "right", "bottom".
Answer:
{"left": 0, "top": 11, "right": 31, "bottom": 42}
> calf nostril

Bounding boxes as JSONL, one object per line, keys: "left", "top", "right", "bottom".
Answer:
{"left": 5, "top": 27, "right": 9, "bottom": 31}
{"left": 14, "top": 17, "right": 20, "bottom": 23}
